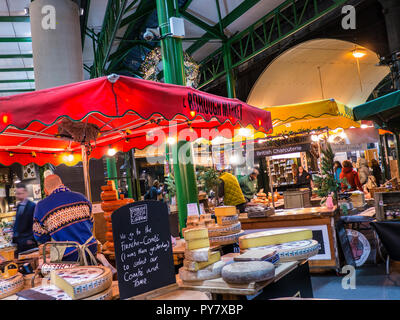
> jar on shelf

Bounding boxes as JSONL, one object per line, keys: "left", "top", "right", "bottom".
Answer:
{"left": 386, "top": 210, "right": 394, "bottom": 220}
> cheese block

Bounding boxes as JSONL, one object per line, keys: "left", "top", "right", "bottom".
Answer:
{"left": 208, "top": 222, "right": 241, "bottom": 237}
{"left": 199, "top": 214, "right": 212, "bottom": 221}
{"left": 233, "top": 249, "right": 276, "bottom": 262}
{"left": 214, "top": 206, "right": 237, "bottom": 217}
{"left": 41, "top": 263, "right": 77, "bottom": 276}
{"left": 17, "top": 285, "right": 113, "bottom": 300}
{"left": 50, "top": 266, "right": 112, "bottom": 300}
{"left": 239, "top": 228, "right": 312, "bottom": 249}
{"left": 183, "top": 251, "right": 221, "bottom": 271}
{"left": 187, "top": 215, "right": 199, "bottom": 223}
{"left": 179, "top": 260, "right": 226, "bottom": 282}
{"left": 221, "top": 261, "right": 275, "bottom": 284}
{"left": 209, "top": 230, "right": 245, "bottom": 246}
{"left": 100, "top": 190, "right": 118, "bottom": 201}
{"left": 106, "top": 231, "right": 114, "bottom": 242}
{"left": 184, "top": 228, "right": 209, "bottom": 241}
{"left": 0, "top": 272, "right": 24, "bottom": 299}
{"left": 101, "top": 201, "right": 122, "bottom": 212}
{"left": 216, "top": 215, "right": 239, "bottom": 226}
{"left": 185, "top": 238, "right": 210, "bottom": 250}
{"left": 243, "top": 239, "right": 320, "bottom": 262}
{"left": 184, "top": 247, "right": 210, "bottom": 262}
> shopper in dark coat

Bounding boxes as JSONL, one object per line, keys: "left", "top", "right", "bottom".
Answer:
{"left": 371, "top": 159, "right": 383, "bottom": 187}
{"left": 296, "top": 166, "right": 312, "bottom": 189}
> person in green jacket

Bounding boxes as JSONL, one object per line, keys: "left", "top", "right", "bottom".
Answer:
{"left": 239, "top": 168, "right": 259, "bottom": 202}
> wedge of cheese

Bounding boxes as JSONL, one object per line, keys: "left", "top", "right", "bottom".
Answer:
{"left": 214, "top": 206, "right": 237, "bottom": 217}
{"left": 183, "top": 251, "right": 221, "bottom": 271}
{"left": 184, "top": 227, "right": 209, "bottom": 241}
{"left": 184, "top": 247, "right": 210, "bottom": 262}
{"left": 208, "top": 222, "right": 241, "bottom": 237}
{"left": 50, "top": 266, "right": 112, "bottom": 300}
{"left": 185, "top": 238, "right": 210, "bottom": 250}
{"left": 179, "top": 260, "right": 226, "bottom": 282}
{"left": 216, "top": 215, "right": 238, "bottom": 226}
{"left": 238, "top": 228, "right": 312, "bottom": 249}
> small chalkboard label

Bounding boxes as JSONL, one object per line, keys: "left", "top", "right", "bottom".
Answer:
{"left": 112, "top": 201, "right": 176, "bottom": 299}
{"left": 336, "top": 220, "right": 355, "bottom": 267}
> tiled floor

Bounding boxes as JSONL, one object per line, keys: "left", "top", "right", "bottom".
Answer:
{"left": 311, "top": 264, "right": 400, "bottom": 300}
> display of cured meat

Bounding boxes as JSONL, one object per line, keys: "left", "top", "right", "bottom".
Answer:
{"left": 101, "top": 181, "right": 134, "bottom": 253}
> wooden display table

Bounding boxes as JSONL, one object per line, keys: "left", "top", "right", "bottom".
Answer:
{"left": 239, "top": 206, "right": 339, "bottom": 270}
{"left": 177, "top": 260, "right": 313, "bottom": 300}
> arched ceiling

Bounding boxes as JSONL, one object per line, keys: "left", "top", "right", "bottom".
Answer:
{"left": 247, "top": 39, "right": 390, "bottom": 108}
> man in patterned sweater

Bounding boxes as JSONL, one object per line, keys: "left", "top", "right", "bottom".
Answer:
{"left": 33, "top": 174, "right": 97, "bottom": 262}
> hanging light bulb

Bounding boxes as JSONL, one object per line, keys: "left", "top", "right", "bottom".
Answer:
{"left": 107, "top": 146, "right": 117, "bottom": 156}
{"left": 67, "top": 153, "right": 74, "bottom": 162}
{"left": 166, "top": 137, "right": 176, "bottom": 145}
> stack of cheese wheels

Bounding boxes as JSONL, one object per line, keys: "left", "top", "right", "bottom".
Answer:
{"left": 179, "top": 228, "right": 225, "bottom": 282}
{"left": 101, "top": 181, "right": 134, "bottom": 252}
{"left": 239, "top": 228, "right": 319, "bottom": 262}
{"left": 210, "top": 206, "right": 245, "bottom": 246}
{"left": 0, "top": 272, "right": 24, "bottom": 299}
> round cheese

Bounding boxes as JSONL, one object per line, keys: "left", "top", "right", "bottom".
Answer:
{"left": 0, "top": 272, "right": 24, "bottom": 299}
{"left": 50, "top": 266, "right": 112, "bottom": 300}
{"left": 216, "top": 215, "right": 239, "bottom": 226}
{"left": 179, "top": 260, "right": 226, "bottom": 282}
{"left": 184, "top": 247, "right": 210, "bottom": 262}
{"left": 101, "top": 201, "right": 122, "bottom": 212}
{"left": 209, "top": 230, "right": 245, "bottom": 246}
{"left": 100, "top": 190, "right": 118, "bottom": 201}
{"left": 184, "top": 228, "right": 209, "bottom": 241}
{"left": 208, "top": 222, "right": 241, "bottom": 237}
{"left": 243, "top": 240, "right": 320, "bottom": 262}
{"left": 221, "top": 261, "right": 275, "bottom": 284}
{"left": 41, "top": 263, "right": 77, "bottom": 276}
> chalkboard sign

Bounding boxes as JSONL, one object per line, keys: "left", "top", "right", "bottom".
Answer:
{"left": 112, "top": 201, "right": 176, "bottom": 299}
{"left": 336, "top": 220, "right": 355, "bottom": 267}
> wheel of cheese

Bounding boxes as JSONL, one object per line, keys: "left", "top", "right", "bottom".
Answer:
{"left": 101, "top": 185, "right": 114, "bottom": 191}
{"left": 216, "top": 215, "right": 238, "bottom": 226}
{"left": 41, "top": 263, "right": 77, "bottom": 276}
{"left": 0, "top": 273, "right": 24, "bottom": 299}
{"left": 101, "top": 201, "right": 122, "bottom": 212}
{"left": 50, "top": 266, "right": 112, "bottom": 300}
{"left": 214, "top": 206, "right": 236, "bottom": 217}
{"left": 184, "top": 247, "right": 210, "bottom": 262}
{"left": 221, "top": 261, "right": 275, "bottom": 284}
{"left": 100, "top": 191, "right": 118, "bottom": 201}
{"left": 208, "top": 222, "right": 241, "bottom": 237}
{"left": 244, "top": 240, "right": 320, "bottom": 262}
{"left": 105, "top": 232, "right": 114, "bottom": 242}
{"left": 106, "top": 222, "right": 113, "bottom": 231}
{"left": 209, "top": 230, "right": 245, "bottom": 246}
{"left": 103, "top": 212, "right": 112, "bottom": 222}
{"left": 179, "top": 260, "right": 226, "bottom": 282}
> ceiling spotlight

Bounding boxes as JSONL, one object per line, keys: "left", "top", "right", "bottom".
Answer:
{"left": 107, "top": 147, "right": 117, "bottom": 156}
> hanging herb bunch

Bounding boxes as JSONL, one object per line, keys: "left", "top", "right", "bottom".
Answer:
{"left": 312, "top": 143, "right": 347, "bottom": 203}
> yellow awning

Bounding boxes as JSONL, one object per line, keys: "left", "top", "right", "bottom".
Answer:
{"left": 263, "top": 99, "right": 360, "bottom": 135}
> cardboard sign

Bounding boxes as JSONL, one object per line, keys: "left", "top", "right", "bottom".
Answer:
{"left": 187, "top": 203, "right": 199, "bottom": 216}
{"left": 112, "top": 201, "right": 175, "bottom": 299}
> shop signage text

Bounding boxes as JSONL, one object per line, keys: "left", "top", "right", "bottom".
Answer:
{"left": 255, "top": 143, "right": 311, "bottom": 157}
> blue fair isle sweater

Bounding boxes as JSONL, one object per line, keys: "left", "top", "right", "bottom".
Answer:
{"left": 33, "top": 186, "right": 97, "bottom": 261}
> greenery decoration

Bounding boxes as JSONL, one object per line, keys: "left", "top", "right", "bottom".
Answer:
{"left": 197, "top": 167, "right": 220, "bottom": 195}
{"left": 164, "top": 173, "right": 176, "bottom": 198}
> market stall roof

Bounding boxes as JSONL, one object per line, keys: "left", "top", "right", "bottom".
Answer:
{"left": 0, "top": 75, "right": 272, "bottom": 166}
{"left": 263, "top": 99, "right": 360, "bottom": 136}
{"left": 353, "top": 90, "right": 400, "bottom": 132}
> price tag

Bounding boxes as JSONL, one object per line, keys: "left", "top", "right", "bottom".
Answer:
{"left": 187, "top": 203, "right": 199, "bottom": 216}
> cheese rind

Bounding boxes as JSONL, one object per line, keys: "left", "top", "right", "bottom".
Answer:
{"left": 185, "top": 238, "right": 210, "bottom": 250}
{"left": 16, "top": 285, "right": 113, "bottom": 300}
{"left": 216, "top": 215, "right": 238, "bottom": 226}
{"left": 184, "top": 228, "right": 209, "bottom": 241}
{"left": 208, "top": 222, "right": 241, "bottom": 237}
{"left": 209, "top": 231, "right": 245, "bottom": 246}
{"left": 179, "top": 260, "right": 226, "bottom": 282}
{"left": 214, "top": 206, "right": 237, "bottom": 216}
{"left": 221, "top": 261, "right": 275, "bottom": 284}
{"left": 0, "top": 273, "right": 24, "bottom": 299}
{"left": 239, "top": 228, "right": 312, "bottom": 249}
{"left": 50, "top": 266, "right": 112, "bottom": 300}
{"left": 184, "top": 247, "right": 210, "bottom": 262}
{"left": 183, "top": 251, "right": 221, "bottom": 271}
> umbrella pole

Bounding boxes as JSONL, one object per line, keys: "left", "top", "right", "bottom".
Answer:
{"left": 81, "top": 145, "right": 92, "bottom": 202}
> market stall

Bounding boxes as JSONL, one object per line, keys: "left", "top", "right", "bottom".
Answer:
{"left": 0, "top": 74, "right": 274, "bottom": 300}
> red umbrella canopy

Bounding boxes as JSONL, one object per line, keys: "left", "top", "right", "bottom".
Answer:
{"left": 0, "top": 75, "right": 272, "bottom": 166}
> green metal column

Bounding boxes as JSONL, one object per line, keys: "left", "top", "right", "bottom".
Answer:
{"left": 157, "top": 0, "right": 199, "bottom": 231}
{"left": 106, "top": 157, "right": 118, "bottom": 190}
{"left": 223, "top": 43, "right": 236, "bottom": 98}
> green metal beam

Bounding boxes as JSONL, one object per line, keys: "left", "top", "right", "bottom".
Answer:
{"left": 0, "top": 68, "right": 34, "bottom": 72}
{"left": 186, "top": 0, "right": 263, "bottom": 55}
{"left": 0, "top": 54, "right": 33, "bottom": 59}
{"left": 182, "top": 0, "right": 194, "bottom": 11}
{"left": 0, "top": 16, "right": 30, "bottom": 22}
{"left": 179, "top": 10, "right": 225, "bottom": 40}
{"left": 0, "top": 89, "right": 35, "bottom": 93}
{"left": 198, "top": 0, "right": 349, "bottom": 88}
{"left": 0, "top": 37, "right": 32, "bottom": 42}
{"left": 0, "top": 79, "right": 34, "bottom": 83}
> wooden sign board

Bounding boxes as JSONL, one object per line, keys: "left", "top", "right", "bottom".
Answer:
{"left": 112, "top": 201, "right": 176, "bottom": 300}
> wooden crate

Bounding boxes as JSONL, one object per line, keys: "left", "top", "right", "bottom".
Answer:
{"left": 283, "top": 190, "right": 311, "bottom": 209}
{"left": 374, "top": 191, "right": 400, "bottom": 221}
